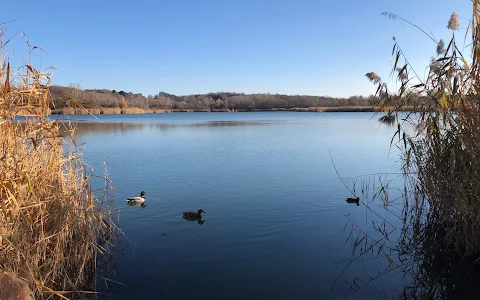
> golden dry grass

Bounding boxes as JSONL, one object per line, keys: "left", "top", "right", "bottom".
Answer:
{"left": 100, "top": 107, "right": 121, "bottom": 115}
{"left": 152, "top": 109, "right": 172, "bottom": 113}
{"left": 0, "top": 31, "right": 117, "bottom": 299}
{"left": 121, "top": 107, "right": 144, "bottom": 114}
{"left": 369, "top": 2, "right": 480, "bottom": 256}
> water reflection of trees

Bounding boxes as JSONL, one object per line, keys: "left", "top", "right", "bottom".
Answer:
{"left": 57, "top": 121, "right": 281, "bottom": 138}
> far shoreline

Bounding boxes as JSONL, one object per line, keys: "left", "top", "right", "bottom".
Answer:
{"left": 49, "top": 106, "right": 414, "bottom": 116}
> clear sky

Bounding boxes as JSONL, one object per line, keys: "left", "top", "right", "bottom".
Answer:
{"left": 0, "top": 0, "right": 472, "bottom": 97}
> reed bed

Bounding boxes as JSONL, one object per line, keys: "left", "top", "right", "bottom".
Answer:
{"left": 100, "top": 107, "right": 121, "bottom": 115}
{"left": 87, "top": 108, "right": 101, "bottom": 115}
{"left": 120, "top": 107, "right": 143, "bottom": 114}
{"left": 314, "top": 106, "right": 371, "bottom": 112}
{"left": 152, "top": 109, "right": 172, "bottom": 113}
{"left": 367, "top": 6, "right": 480, "bottom": 255}
{"left": 0, "top": 32, "right": 117, "bottom": 299}
{"left": 336, "top": 4, "right": 480, "bottom": 298}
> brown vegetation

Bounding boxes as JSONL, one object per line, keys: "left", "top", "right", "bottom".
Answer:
{"left": 370, "top": 7, "right": 480, "bottom": 255}
{"left": 338, "top": 4, "right": 480, "bottom": 299}
{"left": 121, "top": 107, "right": 144, "bottom": 114}
{"left": 0, "top": 32, "right": 117, "bottom": 299}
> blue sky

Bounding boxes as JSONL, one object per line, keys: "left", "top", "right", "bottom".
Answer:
{"left": 0, "top": 0, "right": 472, "bottom": 97}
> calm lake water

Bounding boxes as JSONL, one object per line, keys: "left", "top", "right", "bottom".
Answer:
{"left": 58, "top": 112, "right": 406, "bottom": 299}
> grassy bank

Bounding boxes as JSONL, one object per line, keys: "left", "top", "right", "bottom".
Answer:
{"left": 0, "top": 32, "right": 117, "bottom": 299}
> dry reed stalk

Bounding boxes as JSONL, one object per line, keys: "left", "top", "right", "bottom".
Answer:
{"left": 0, "top": 31, "right": 117, "bottom": 299}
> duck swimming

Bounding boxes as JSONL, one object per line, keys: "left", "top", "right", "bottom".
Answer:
{"left": 346, "top": 197, "right": 360, "bottom": 206}
{"left": 127, "top": 191, "right": 147, "bottom": 204}
{"left": 182, "top": 209, "right": 205, "bottom": 219}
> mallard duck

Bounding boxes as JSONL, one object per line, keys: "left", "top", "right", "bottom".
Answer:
{"left": 127, "top": 202, "right": 147, "bottom": 207}
{"left": 182, "top": 209, "right": 205, "bottom": 219}
{"left": 346, "top": 197, "right": 360, "bottom": 206}
{"left": 127, "top": 191, "right": 147, "bottom": 204}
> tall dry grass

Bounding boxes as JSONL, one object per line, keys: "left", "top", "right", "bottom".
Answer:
{"left": 100, "top": 107, "right": 121, "bottom": 115}
{"left": 366, "top": 5, "right": 480, "bottom": 255}
{"left": 120, "top": 107, "right": 144, "bottom": 114}
{"left": 334, "top": 3, "right": 480, "bottom": 298}
{"left": 0, "top": 31, "right": 117, "bottom": 298}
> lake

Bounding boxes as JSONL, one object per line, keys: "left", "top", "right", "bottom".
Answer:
{"left": 58, "top": 112, "right": 406, "bottom": 299}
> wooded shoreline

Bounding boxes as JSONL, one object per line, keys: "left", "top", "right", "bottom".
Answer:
{"left": 49, "top": 105, "right": 414, "bottom": 115}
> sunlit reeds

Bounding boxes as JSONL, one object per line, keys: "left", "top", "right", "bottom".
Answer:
{"left": 335, "top": 3, "right": 480, "bottom": 298}
{"left": 370, "top": 4, "right": 480, "bottom": 255}
{"left": 0, "top": 31, "right": 117, "bottom": 299}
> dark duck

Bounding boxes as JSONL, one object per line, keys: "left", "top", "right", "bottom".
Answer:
{"left": 182, "top": 209, "right": 206, "bottom": 219}
{"left": 346, "top": 197, "right": 360, "bottom": 206}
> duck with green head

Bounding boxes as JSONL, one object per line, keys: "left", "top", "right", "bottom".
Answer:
{"left": 127, "top": 191, "right": 147, "bottom": 204}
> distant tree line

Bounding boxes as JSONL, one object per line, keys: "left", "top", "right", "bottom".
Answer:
{"left": 49, "top": 85, "right": 379, "bottom": 111}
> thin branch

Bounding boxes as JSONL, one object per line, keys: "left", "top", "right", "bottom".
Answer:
{"left": 329, "top": 149, "right": 356, "bottom": 197}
